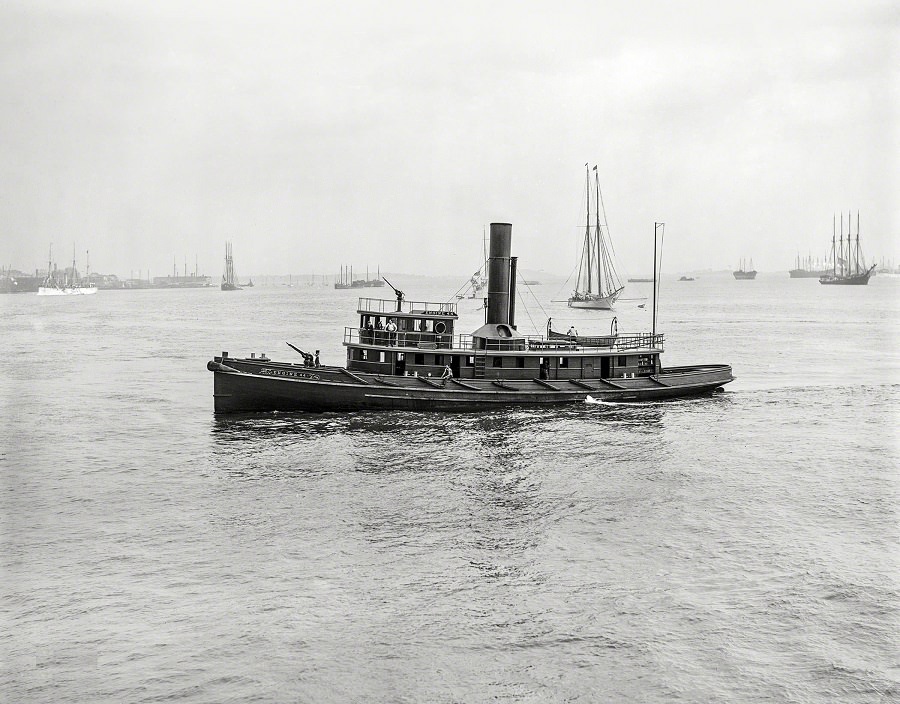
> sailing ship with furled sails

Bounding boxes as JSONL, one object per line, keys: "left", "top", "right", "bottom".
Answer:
{"left": 568, "top": 164, "right": 624, "bottom": 309}
{"left": 221, "top": 241, "right": 242, "bottom": 291}
{"left": 37, "top": 244, "right": 98, "bottom": 296}
{"left": 819, "top": 212, "right": 875, "bottom": 286}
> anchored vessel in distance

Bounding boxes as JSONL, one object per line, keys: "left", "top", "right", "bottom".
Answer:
{"left": 789, "top": 253, "right": 830, "bottom": 278}
{"left": 733, "top": 258, "right": 757, "bottom": 280}
{"left": 208, "top": 223, "right": 733, "bottom": 413}
{"left": 221, "top": 242, "right": 242, "bottom": 291}
{"left": 568, "top": 165, "right": 624, "bottom": 309}
{"left": 819, "top": 212, "right": 875, "bottom": 286}
{"left": 334, "top": 266, "right": 385, "bottom": 289}
{"left": 37, "top": 245, "right": 98, "bottom": 296}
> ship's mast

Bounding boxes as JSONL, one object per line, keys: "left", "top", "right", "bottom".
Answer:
{"left": 832, "top": 215, "right": 836, "bottom": 276}
{"left": 585, "top": 164, "right": 592, "bottom": 294}
{"left": 595, "top": 167, "right": 602, "bottom": 295}
{"left": 652, "top": 222, "right": 664, "bottom": 340}
{"left": 839, "top": 213, "right": 844, "bottom": 277}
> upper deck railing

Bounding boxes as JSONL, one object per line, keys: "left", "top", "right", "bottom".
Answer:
{"left": 343, "top": 328, "right": 664, "bottom": 352}
{"left": 356, "top": 298, "right": 457, "bottom": 316}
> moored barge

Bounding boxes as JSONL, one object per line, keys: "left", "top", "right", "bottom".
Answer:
{"left": 208, "top": 223, "right": 733, "bottom": 412}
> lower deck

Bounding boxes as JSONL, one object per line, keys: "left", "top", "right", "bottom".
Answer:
{"left": 344, "top": 344, "right": 660, "bottom": 381}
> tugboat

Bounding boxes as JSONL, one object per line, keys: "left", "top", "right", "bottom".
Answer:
{"left": 208, "top": 223, "right": 733, "bottom": 413}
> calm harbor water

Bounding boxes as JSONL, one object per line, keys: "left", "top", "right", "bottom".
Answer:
{"left": 2, "top": 273, "right": 898, "bottom": 702}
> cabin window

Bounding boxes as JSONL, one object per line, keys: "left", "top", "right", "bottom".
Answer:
{"left": 418, "top": 319, "right": 429, "bottom": 332}
{"left": 515, "top": 357, "right": 525, "bottom": 368}
{"left": 492, "top": 356, "right": 503, "bottom": 368}
{"left": 396, "top": 353, "right": 405, "bottom": 361}
{"left": 377, "top": 351, "right": 384, "bottom": 363}
{"left": 360, "top": 349, "right": 368, "bottom": 361}
{"left": 434, "top": 354, "right": 444, "bottom": 366}
{"left": 465, "top": 356, "right": 474, "bottom": 366}
{"left": 559, "top": 357, "right": 569, "bottom": 368}
{"left": 414, "top": 353, "right": 425, "bottom": 365}
{"left": 618, "top": 356, "right": 628, "bottom": 366}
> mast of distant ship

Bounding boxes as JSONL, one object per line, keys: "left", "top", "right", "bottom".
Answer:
{"left": 652, "top": 222, "right": 664, "bottom": 340}
{"left": 832, "top": 214, "right": 836, "bottom": 277}
{"left": 584, "top": 164, "right": 592, "bottom": 295}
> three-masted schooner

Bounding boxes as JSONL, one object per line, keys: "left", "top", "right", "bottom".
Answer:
{"left": 733, "top": 258, "right": 757, "bottom": 280}
{"left": 568, "top": 165, "right": 623, "bottom": 309}
{"left": 819, "top": 212, "right": 875, "bottom": 286}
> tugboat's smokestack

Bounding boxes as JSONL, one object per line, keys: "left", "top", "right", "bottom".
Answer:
{"left": 486, "top": 223, "right": 513, "bottom": 325}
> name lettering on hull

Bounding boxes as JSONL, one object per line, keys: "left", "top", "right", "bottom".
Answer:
{"left": 260, "top": 367, "right": 320, "bottom": 380}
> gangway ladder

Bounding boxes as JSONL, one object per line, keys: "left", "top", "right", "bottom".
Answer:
{"left": 473, "top": 349, "right": 487, "bottom": 379}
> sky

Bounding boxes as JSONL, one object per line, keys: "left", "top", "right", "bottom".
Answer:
{"left": 1, "top": 0, "right": 897, "bottom": 280}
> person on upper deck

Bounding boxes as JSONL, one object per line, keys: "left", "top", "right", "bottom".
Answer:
{"left": 567, "top": 325, "right": 579, "bottom": 337}
{"left": 385, "top": 319, "right": 398, "bottom": 346}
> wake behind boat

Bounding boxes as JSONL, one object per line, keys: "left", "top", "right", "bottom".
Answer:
{"left": 208, "top": 222, "right": 733, "bottom": 413}
{"left": 568, "top": 165, "right": 623, "bottom": 309}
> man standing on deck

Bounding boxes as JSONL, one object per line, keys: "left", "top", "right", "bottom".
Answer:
{"left": 385, "top": 318, "right": 398, "bottom": 346}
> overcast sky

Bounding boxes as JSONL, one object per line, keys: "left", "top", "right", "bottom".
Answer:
{"left": 1, "top": 0, "right": 897, "bottom": 279}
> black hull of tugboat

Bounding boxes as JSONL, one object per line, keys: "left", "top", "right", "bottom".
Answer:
{"left": 208, "top": 360, "right": 733, "bottom": 414}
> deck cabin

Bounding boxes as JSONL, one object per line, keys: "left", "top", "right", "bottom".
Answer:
{"left": 344, "top": 296, "right": 663, "bottom": 382}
